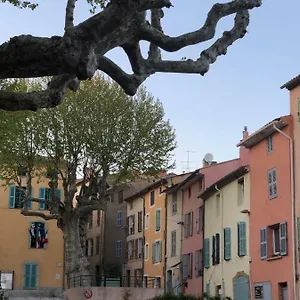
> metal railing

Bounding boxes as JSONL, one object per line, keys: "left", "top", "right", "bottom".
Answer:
{"left": 68, "top": 275, "right": 160, "bottom": 289}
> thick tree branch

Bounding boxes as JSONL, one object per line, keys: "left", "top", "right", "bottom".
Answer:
{"left": 21, "top": 209, "right": 59, "bottom": 220}
{"left": 139, "top": 0, "right": 261, "bottom": 52}
{"left": 75, "top": 201, "right": 105, "bottom": 217}
{"left": 65, "top": 0, "right": 77, "bottom": 33}
{"left": 0, "top": 75, "right": 80, "bottom": 111}
{"left": 138, "top": 0, "right": 173, "bottom": 10}
{"left": 148, "top": 8, "right": 163, "bottom": 62}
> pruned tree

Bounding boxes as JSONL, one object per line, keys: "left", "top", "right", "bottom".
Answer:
{"left": 0, "top": 75, "right": 176, "bottom": 285}
{"left": 0, "top": 0, "right": 262, "bottom": 111}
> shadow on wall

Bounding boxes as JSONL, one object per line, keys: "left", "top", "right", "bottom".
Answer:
{"left": 65, "top": 287, "right": 164, "bottom": 300}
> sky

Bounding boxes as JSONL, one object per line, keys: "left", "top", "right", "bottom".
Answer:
{"left": 1, "top": 0, "right": 299, "bottom": 173}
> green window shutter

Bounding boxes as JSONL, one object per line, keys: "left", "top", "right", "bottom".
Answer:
{"left": 205, "top": 282, "right": 210, "bottom": 296}
{"left": 224, "top": 227, "right": 231, "bottom": 260}
{"left": 30, "top": 264, "right": 37, "bottom": 289}
{"left": 159, "top": 241, "right": 162, "bottom": 262}
{"left": 24, "top": 263, "right": 37, "bottom": 289}
{"left": 57, "top": 189, "right": 62, "bottom": 200}
{"left": 27, "top": 188, "right": 33, "bottom": 209}
{"left": 239, "top": 221, "right": 247, "bottom": 256}
{"left": 152, "top": 243, "right": 155, "bottom": 263}
{"left": 156, "top": 210, "right": 161, "bottom": 231}
{"left": 203, "top": 238, "right": 210, "bottom": 268}
{"left": 39, "top": 188, "right": 46, "bottom": 210}
{"left": 9, "top": 185, "right": 16, "bottom": 208}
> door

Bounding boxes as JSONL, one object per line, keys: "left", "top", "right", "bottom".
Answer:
{"left": 167, "top": 270, "right": 172, "bottom": 293}
{"left": 126, "top": 270, "right": 131, "bottom": 287}
{"left": 254, "top": 282, "right": 271, "bottom": 300}
{"left": 24, "top": 263, "right": 37, "bottom": 289}
{"left": 233, "top": 275, "right": 249, "bottom": 300}
{"left": 174, "top": 280, "right": 179, "bottom": 295}
{"left": 282, "top": 287, "right": 288, "bottom": 300}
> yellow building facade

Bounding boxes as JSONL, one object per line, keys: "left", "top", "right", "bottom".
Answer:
{"left": 200, "top": 167, "right": 250, "bottom": 299}
{"left": 0, "top": 176, "right": 64, "bottom": 290}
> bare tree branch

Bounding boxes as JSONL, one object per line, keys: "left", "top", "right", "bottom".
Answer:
{"left": 65, "top": 0, "right": 77, "bottom": 33}
{"left": 138, "top": 0, "right": 173, "bottom": 10}
{"left": 148, "top": 8, "right": 163, "bottom": 62}
{"left": 21, "top": 209, "right": 59, "bottom": 220}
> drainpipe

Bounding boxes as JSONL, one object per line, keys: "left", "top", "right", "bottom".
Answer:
{"left": 215, "top": 185, "right": 224, "bottom": 299}
{"left": 273, "top": 124, "right": 297, "bottom": 300}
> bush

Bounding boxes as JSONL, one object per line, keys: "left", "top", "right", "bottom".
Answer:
{"left": 151, "top": 294, "right": 232, "bottom": 300}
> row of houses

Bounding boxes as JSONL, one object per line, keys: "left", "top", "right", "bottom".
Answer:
{"left": 115, "top": 75, "right": 300, "bottom": 300}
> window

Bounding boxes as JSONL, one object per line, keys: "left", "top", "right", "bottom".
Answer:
{"left": 267, "top": 135, "right": 273, "bottom": 153}
{"left": 137, "top": 238, "right": 143, "bottom": 258}
{"left": 24, "top": 263, "right": 37, "bottom": 289}
{"left": 238, "top": 178, "right": 244, "bottom": 206}
{"left": 203, "top": 238, "right": 210, "bottom": 268}
{"left": 116, "top": 210, "right": 122, "bottom": 227}
{"left": 171, "top": 230, "right": 176, "bottom": 257}
{"left": 97, "top": 210, "right": 101, "bottom": 227}
{"left": 86, "top": 238, "right": 93, "bottom": 256}
{"left": 152, "top": 240, "right": 162, "bottom": 264}
{"left": 118, "top": 190, "right": 124, "bottom": 203}
{"left": 260, "top": 227, "right": 267, "bottom": 259}
{"left": 188, "top": 187, "right": 191, "bottom": 198}
{"left": 196, "top": 206, "right": 204, "bottom": 233}
{"left": 145, "top": 214, "right": 150, "bottom": 229}
{"left": 268, "top": 168, "right": 278, "bottom": 199}
{"left": 150, "top": 190, "right": 155, "bottom": 206}
{"left": 195, "top": 249, "right": 203, "bottom": 277}
{"left": 182, "top": 253, "right": 193, "bottom": 280}
{"left": 155, "top": 209, "right": 161, "bottom": 232}
{"left": 216, "top": 285, "right": 222, "bottom": 297}
{"left": 224, "top": 227, "right": 231, "bottom": 261}
{"left": 184, "top": 212, "right": 193, "bottom": 238}
{"left": 39, "top": 188, "right": 61, "bottom": 211}
{"left": 129, "top": 201, "right": 133, "bottom": 210}
{"left": 145, "top": 243, "right": 149, "bottom": 260}
{"left": 128, "top": 215, "right": 135, "bottom": 235}
{"left": 159, "top": 186, "right": 163, "bottom": 194}
{"left": 212, "top": 233, "right": 220, "bottom": 265}
{"left": 238, "top": 221, "right": 247, "bottom": 256}
{"left": 172, "top": 193, "right": 177, "bottom": 215}
{"left": 29, "top": 222, "right": 48, "bottom": 249}
{"left": 138, "top": 211, "right": 143, "bottom": 232}
{"left": 127, "top": 240, "right": 134, "bottom": 260}
{"left": 96, "top": 236, "right": 100, "bottom": 255}
{"left": 9, "top": 185, "right": 27, "bottom": 209}
{"left": 116, "top": 240, "right": 122, "bottom": 257}
{"left": 216, "top": 194, "right": 220, "bottom": 216}
{"left": 88, "top": 213, "right": 93, "bottom": 229}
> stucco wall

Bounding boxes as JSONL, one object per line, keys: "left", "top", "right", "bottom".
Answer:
{"left": 0, "top": 177, "right": 64, "bottom": 289}
{"left": 249, "top": 117, "right": 294, "bottom": 299}
{"left": 65, "top": 287, "right": 163, "bottom": 300}
{"left": 203, "top": 173, "right": 250, "bottom": 298}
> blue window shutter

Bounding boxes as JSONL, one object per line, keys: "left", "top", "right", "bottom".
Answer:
{"left": 280, "top": 221, "right": 287, "bottom": 255}
{"left": 204, "top": 238, "right": 210, "bottom": 268}
{"left": 9, "top": 185, "right": 16, "bottom": 208}
{"left": 238, "top": 221, "right": 247, "bottom": 256}
{"left": 260, "top": 227, "right": 267, "bottom": 259}
{"left": 28, "top": 188, "right": 33, "bottom": 209}
{"left": 30, "top": 264, "right": 37, "bottom": 288}
{"left": 39, "top": 188, "right": 46, "bottom": 210}
{"left": 224, "top": 228, "right": 231, "bottom": 260}
{"left": 24, "top": 264, "right": 31, "bottom": 289}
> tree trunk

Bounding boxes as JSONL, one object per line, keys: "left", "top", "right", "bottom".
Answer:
{"left": 64, "top": 215, "right": 93, "bottom": 287}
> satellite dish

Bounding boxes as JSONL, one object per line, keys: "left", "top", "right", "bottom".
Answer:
{"left": 204, "top": 153, "right": 214, "bottom": 164}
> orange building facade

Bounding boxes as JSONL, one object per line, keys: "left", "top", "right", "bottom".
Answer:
{"left": 238, "top": 116, "right": 294, "bottom": 300}
{"left": 0, "top": 176, "right": 64, "bottom": 291}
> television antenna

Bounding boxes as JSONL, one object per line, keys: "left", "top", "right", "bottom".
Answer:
{"left": 181, "top": 150, "right": 196, "bottom": 172}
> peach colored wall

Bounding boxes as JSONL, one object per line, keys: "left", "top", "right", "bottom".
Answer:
{"left": 0, "top": 177, "right": 64, "bottom": 289}
{"left": 289, "top": 85, "right": 300, "bottom": 297}
{"left": 144, "top": 186, "right": 166, "bottom": 286}
{"left": 249, "top": 118, "right": 294, "bottom": 299}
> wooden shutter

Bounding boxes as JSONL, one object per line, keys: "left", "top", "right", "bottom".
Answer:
{"left": 9, "top": 185, "right": 16, "bottom": 208}
{"left": 159, "top": 241, "right": 162, "bottom": 262}
{"left": 126, "top": 217, "right": 129, "bottom": 235}
{"left": 132, "top": 215, "right": 135, "bottom": 234}
{"left": 190, "top": 212, "right": 193, "bottom": 236}
{"left": 195, "top": 250, "right": 199, "bottom": 278}
{"left": 297, "top": 217, "right": 300, "bottom": 253}
{"left": 189, "top": 252, "right": 193, "bottom": 278}
{"left": 184, "top": 214, "right": 189, "bottom": 238}
{"left": 156, "top": 210, "right": 161, "bottom": 231}
{"left": 280, "top": 221, "right": 287, "bottom": 255}
{"left": 24, "top": 263, "right": 37, "bottom": 289}
{"left": 203, "top": 238, "right": 210, "bottom": 268}
{"left": 27, "top": 187, "right": 33, "bottom": 209}
{"left": 152, "top": 243, "right": 156, "bottom": 263}
{"left": 216, "top": 233, "right": 220, "bottom": 264}
{"left": 298, "top": 97, "right": 300, "bottom": 121}
{"left": 39, "top": 188, "right": 46, "bottom": 210}
{"left": 182, "top": 254, "right": 187, "bottom": 281}
{"left": 224, "top": 227, "right": 231, "bottom": 261}
{"left": 206, "top": 282, "right": 210, "bottom": 296}
{"left": 260, "top": 227, "right": 267, "bottom": 259}
{"left": 196, "top": 208, "right": 200, "bottom": 233}
{"left": 238, "top": 221, "right": 247, "bottom": 256}
{"left": 212, "top": 235, "right": 216, "bottom": 265}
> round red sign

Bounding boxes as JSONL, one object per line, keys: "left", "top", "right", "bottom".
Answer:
{"left": 84, "top": 289, "right": 93, "bottom": 299}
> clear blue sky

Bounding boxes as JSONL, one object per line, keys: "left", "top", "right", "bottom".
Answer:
{"left": 1, "top": 0, "right": 299, "bottom": 173}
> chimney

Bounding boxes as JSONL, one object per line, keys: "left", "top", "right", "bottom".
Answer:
{"left": 239, "top": 126, "right": 250, "bottom": 165}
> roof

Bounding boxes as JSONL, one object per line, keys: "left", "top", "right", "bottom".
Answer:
{"left": 199, "top": 166, "right": 249, "bottom": 200}
{"left": 280, "top": 75, "right": 300, "bottom": 90}
{"left": 123, "top": 178, "right": 168, "bottom": 202}
{"left": 236, "top": 117, "right": 288, "bottom": 148}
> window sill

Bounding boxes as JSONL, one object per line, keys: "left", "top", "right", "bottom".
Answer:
{"left": 267, "top": 255, "right": 282, "bottom": 261}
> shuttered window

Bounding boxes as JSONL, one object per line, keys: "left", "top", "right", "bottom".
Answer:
{"left": 279, "top": 221, "right": 287, "bottom": 255}
{"left": 155, "top": 209, "right": 161, "bottom": 232}
{"left": 203, "top": 238, "right": 210, "bottom": 268}
{"left": 24, "top": 263, "right": 37, "bottom": 289}
{"left": 238, "top": 221, "right": 247, "bottom": 256}
{"left": 260, "top": 227, "right": 267, "bottom": 259}
{"left": 268, "top": 168, "right": 278, "bottom": 199}
{"left": 224, "top": 227, "right": 231, "bottom": 261}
